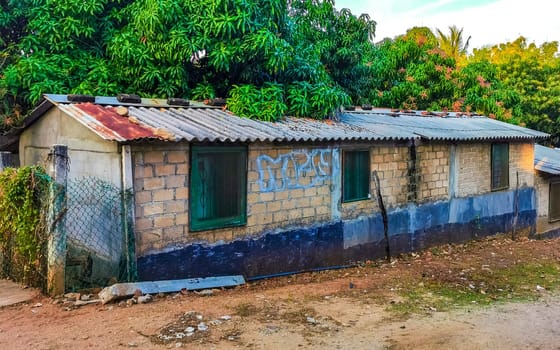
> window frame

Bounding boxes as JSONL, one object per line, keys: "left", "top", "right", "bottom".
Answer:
{"left": 549, "top": 181, "right": 560, "bottom": 223}
{"left": 189, "top": 145, "right": 247, "bottom": 232}
{"left": 342, "top": 149, "right": 371, "bottom": 203}
{"left": 491, "top": 143, "right": 509, "bottom": 191}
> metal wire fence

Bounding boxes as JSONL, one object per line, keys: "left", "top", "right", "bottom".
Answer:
{"left": 64, "top": 177, "right": 135, "bottom": 291}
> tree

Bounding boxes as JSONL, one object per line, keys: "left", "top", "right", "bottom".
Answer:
{"left": 0, "top": 0, "right": 376, "bottom": 128}
{"left": 436, "top": 25, "right": 471, "bottom": 66}
{"left": 369, "top": 27, "right": 520, "bottom": 121}
{"left": 471, "top": 37, "right": 560, "bottom": 143}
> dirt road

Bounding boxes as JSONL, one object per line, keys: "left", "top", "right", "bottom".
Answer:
{"left": 1, "top": 235, "right": 560, "bottom": 349}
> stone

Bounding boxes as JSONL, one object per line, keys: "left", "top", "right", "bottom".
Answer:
{"left": 197, "top": 322, "right": 208, "bottom": 332}
{"left": 137, "top": 294, "right": 153, "bottom": 304}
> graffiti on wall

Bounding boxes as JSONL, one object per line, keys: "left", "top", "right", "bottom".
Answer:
{"left": 256, "top": 149, "right": 339, "bottom": 192}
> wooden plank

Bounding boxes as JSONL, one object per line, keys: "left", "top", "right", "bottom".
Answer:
{"left": 98, "top": 275, "right": 245, "bottom": 304}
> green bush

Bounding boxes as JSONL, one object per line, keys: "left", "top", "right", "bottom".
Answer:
{"left": 0, "top": 166, "right": 51, "bottom": 288}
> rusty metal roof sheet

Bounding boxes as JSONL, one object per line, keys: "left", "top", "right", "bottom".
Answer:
{"left": 535, "top": 145, "right": 560, "bottom": 175}
{"left": 42, "top": 95, "right": 549, "bottom": 144}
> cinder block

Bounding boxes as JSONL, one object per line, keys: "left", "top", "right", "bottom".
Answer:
{"left": 167, "top": 151, "right": 187, "bottom": 163}
{"left": 143, "top": 177, "right": 165, "bottom": 190}
{"left": 135, "top": 191, "right": 152, "bottom": 204}
{"left": 153, "top": 189, "right": 174, "bottom": 202}
{"left": 166, "top": 175, "right": 187, "bottom": 188}
{"left": 176, "top": 163, "right": 188, "bottom": 175}
{"left": 144, "top": 151, "right": 165, "bottom": 164}
{"left": 154, "top": 215, "right": 174, "bottom": 228}
{"left": 175, "top": 187, "right": 188, "bottom": 200}
{"left": 143, "top": 202, "right": 164, "bottom": 216}
{"left": 165, "top": 200, "right": 186, "bottom": 213}
{"left": 135, "top": 218, "right": 153, "bottom": 231}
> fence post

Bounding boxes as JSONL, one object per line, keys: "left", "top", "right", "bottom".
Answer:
{"left": 0, "top": 152, "right": 15, "bottom": 171}
{"left": 121, "top": 145, "right": 137, "bottom": 281}
{"left": 47, "top": 145, "right": 68, "bottom": 296}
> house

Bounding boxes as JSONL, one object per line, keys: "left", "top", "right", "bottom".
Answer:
{"left": 534, "top": 145, "right": 560, "bottom": 237}
{"left": 14, "top": 94, "right": 548, "bottom": 285}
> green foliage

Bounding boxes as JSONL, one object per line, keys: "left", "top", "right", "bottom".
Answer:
{"left": 228, "top": 83, "right": 287, "bottom": 121}
{"left": 471, "top": 38, "right": 560, "bottom": 143}
{"left": 0, "top": 0, "right": 373, "bottom": 125}
{"left": 0, "top": 166, "right": 51, "bottom": 286}
{"left": 287, "top": 82, "right": 350, "bottom": 119}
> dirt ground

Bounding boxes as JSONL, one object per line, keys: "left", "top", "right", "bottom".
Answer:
{"left": 2, "top": 234, "right": 560, "bottom": 350}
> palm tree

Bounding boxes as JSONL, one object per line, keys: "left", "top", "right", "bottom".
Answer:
{"left": 436, "top": 25, "right": 471, "bottom": 64}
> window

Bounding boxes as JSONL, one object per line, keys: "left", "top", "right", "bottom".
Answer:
{"left": 550, "top": 182, "right": 560, "bottom": 223}
{"left": 342, "top": 150, "right": 370, "bottom": 202}
{"left": 491, "top": 143, "right": 509, "bottom": 191}
{"left": 190, "top": 145, "right": 247, "bottom": 231}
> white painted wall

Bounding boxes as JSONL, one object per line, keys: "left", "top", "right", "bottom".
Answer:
{"left": 19, "top": 108, "right": 122, "bottom": 188}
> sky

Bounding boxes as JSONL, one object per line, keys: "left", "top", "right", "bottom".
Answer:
{"left": 335, "top": 0, "right": 560, "bottom": 49}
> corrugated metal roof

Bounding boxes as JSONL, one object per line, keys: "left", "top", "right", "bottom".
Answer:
{"left": 42, "top": 95, "right": 549, "bottom": 144}
{"left": 341, "top": 110, "right": 549, "bottom": 141}
{"left": 535, "top": 145, "right": 560, "bottom": 175}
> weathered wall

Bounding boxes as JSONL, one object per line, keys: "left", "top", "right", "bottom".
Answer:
{"left": 534, "top": 172, "right": 560, "bottom": 236}
{"left": 451, "top": 142, "right": 534, "bottom": 198}
{"left": 134, "top": 139, "right": 539, "bottom": 281}
{"left": 133, "top": 143, "right": 341, "bottom": 255}
{"left": 455, "top": 143, "right": 491, "bottom": 197}
{"left": 417, "top": 143, "right": 450, "bottom": 202}
{"left": 510, "top": 142, "right": 535, "bottom": 188}
{"left": 19, "top": 108, "right": 121, "bottom": 186}
{"left": 137, "top": 187, "right": 537, "bottom": 280}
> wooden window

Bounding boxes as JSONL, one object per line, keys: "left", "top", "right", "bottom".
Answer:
{"left": 342, "top": 150, "right": 370, "bottom": 202}
{"left": 549, "top": 182, "right": 560, "bottom": 223}
{"left": 491, "top": 143, "right": 509, "bottom": 191}
{"left": 190, "top": 145, "right": 247, "bottom": 231}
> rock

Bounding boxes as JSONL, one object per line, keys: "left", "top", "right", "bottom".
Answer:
{"left": 137, "top": 294, "right": 153, "bottom": 304}
{"left": 185, "top": 327, "right": 195, "bottom": 333}
{"left": 197, "top": 322, "right": 208, "bottom": 332}
{"left": 128, "top": 342, "right": 138, "bottom": 347}
{"left": 194, "top": 289, "right": 214, "bottom": 296}
{"left": 74, "top": 299, "right": 101, "bottom": 307}
{"left": 80, "top": 294, "right": 92, "bottom": 301}
{"left": 220, "top": 315, "right": 232, "bottom": 321}
{"left": 306, "top": 317, "right": 318, "bottom": 324}
{"left": 536, "top": 285, "right": 546, "bottom": 291}
{"left": 64, "top": 293, "right": 80, "bottom": 301}
{"left": 32, "top": 303, "right": 42, "bottom": 308}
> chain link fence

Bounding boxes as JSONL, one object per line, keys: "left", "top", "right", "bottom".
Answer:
{"left": 64, "top": 177, "right": 135, "bottom": 291}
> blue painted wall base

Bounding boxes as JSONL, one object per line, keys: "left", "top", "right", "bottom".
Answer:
{"left": 137, "top": 188, "right": 537, "bottom": 281}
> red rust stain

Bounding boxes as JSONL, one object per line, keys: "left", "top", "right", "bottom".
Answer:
{"left": 75, "top": 103, "right": 164, "bottom": 140}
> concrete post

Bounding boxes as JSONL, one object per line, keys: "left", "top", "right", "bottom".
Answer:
{"left": 0, "top": 152, "right": 14, "bottom": 171}
{"left": 47, "top": 145, "right": 68, "bottom": 296}
{"left": 121, "top": 145, "right": 137, "bottom": 282}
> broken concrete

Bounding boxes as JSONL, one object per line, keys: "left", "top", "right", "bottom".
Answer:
{"left": 0, "top": 279, "right": 39, "bottom": 308}
{"left": 98, "top": 275, "right": 245, "bottom": 304}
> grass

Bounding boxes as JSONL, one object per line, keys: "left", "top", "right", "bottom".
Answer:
{"left": 387, "top": 261, "right": 560, "bottom": 317}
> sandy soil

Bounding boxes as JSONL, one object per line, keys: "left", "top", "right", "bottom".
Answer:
{"left": 1, "top": 235, "right": 560, "bottom": 350}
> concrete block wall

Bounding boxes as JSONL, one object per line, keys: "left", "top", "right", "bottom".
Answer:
{"left": 133, "top": 145, "right": 190, "bottom": 255}
{"left": 510, "top": 142, "right": 535, "bottom": 188}
{"left": 417, "top": 143, "right": 450, "bottom": 202}
{"left": 246, "top": 144, "right": 335, "bottom": 233}
{"left": 132, "top": 140, "right": 537, "bottom": 257}
{"left": 456, "top": 143, "right": 491, "bottom": 197}
{"left": 534, "top": 172, "right": 560, "bottom": 235}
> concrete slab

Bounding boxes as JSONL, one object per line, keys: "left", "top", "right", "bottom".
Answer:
{"left": 99, "top": 275, "right": 246, "bottom": 304}
{"left": 0, "top": 279, "right": 40, "bottom": 307}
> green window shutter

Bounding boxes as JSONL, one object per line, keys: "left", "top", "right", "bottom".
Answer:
{"left": 190, "top": 145, "right": 247, "bottom": 231}
{"left": 491, "top": 143, "right": 509, "bottom": 191}
{"left": 550, "top": 182, "right": 560, "bottom": 223}
{"left": 342, "top": 150, "right": 370, "bottom": 202}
